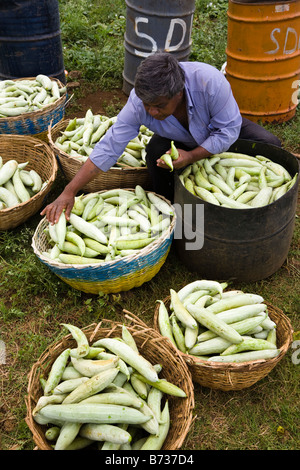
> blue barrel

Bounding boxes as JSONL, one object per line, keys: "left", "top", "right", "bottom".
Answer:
{"left": 0, "top": 0, "right": 65, "bottom": 83}
{"left": 123, "top": 0, "right": 196, "bottom": 95}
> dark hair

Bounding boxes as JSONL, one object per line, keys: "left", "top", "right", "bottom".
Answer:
{"left": 134, "top": 52, "right": 185, "bottom": 103}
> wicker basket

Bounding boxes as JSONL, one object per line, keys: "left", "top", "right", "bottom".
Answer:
{"left": 0, "top": 134, "right": 58, "bottom": 230}
{"left": 153, "top": 297, "right": 293, "bottom": 391}
{"left": 0, "top": 77, "right": 67, "bottom": 141}
{"left": 31, "top": 190, "right": 176, "bottom": 294}
{"left": 25, "top": 313, "right": 195, "bottom": 450}
{"left": 48, "top": 119, "right": 152, "bottom": 192}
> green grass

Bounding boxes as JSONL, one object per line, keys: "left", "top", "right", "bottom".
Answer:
{"left": 0, "top": 0, "right": 299, "bottom": 451}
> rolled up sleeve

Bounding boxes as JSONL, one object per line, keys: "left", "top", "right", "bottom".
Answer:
{"left": 198, "top": 73, "right": 242, "bottom": 154}
{"left": 89, "top": 94, "right": 142, "bottom": 171}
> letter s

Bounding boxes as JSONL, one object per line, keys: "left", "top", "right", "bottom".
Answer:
{"left": 266, "top": 27, "right": 280, "bottom": 54}
{"left": 134, "top": 17, "right": 157, "bottom": 58}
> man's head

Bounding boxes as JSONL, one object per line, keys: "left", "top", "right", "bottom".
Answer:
{"left": 134, "top": 52, "right": 185, "bottom": 120}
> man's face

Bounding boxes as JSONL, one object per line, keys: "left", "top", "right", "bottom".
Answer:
{"left": 143, "top": 92, "right": 182, "bottom": 120}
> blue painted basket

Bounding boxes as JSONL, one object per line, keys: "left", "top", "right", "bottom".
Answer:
{"left": 31, "top": 192, "right": 176, "bottom": 294}
{"left": 0, "top": 77, "right": 67, "bottom": 141}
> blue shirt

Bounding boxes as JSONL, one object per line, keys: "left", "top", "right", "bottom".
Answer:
{"left": 90, "top": 61, "right": 242, "bottom": 171}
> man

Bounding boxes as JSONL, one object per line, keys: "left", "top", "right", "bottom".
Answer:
{"left": 41, "top": 52, "right": 281, "bottom": 223}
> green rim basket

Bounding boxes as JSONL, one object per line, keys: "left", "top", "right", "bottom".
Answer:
{"left": 0, "top": 77, "right": 67, "bottom": 141}
{"left": 25, "top": 313, "right": 195, "bottom": 450}
{"left": 31, "top": 191, "right": 176, "bottom": 294}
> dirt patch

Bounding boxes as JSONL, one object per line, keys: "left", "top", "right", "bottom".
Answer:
{"left": 76, "top": 88, "right": 128, "bottom": 117}
{"left": 65, "top": 73, "right": 129, "bottom": 119}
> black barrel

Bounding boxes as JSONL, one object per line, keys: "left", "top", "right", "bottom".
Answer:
{"left": 0, "top": 0, "right": 65, "bottom": 83}
{"left": 123, "top": 0, "right": 196, "bottom": 95}
{"left": 174, "top": 140, "right": 299, "bottom": 282}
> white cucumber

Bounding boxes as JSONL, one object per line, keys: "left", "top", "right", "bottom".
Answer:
{"left": 62, "top": 367, "right": 119, "bottom": 404}
{"left": 71, "top": 355, "right": 118, "bottom": 377}
{"left": 187, "top": 304, "right": 243, "bottom": 344}
{"left": 0, "top": 186, "right": 19, "bottom": 208}
{"left": 170, "top": 289, "right": 198, "bottom": 331}
{"left": 93, "top": 337, "right": 159, "bottom": 383}
{"left": 79, "top": 423, "right": 132, "bottom": 445}
{"left": 69, "top": 212, "right": 108, "bottom": 245}
{"left": 209, "top": 349, "right": 280, "bottom": 363}
{"left": 39, "top": 403, "right": 151, "bottom": 425}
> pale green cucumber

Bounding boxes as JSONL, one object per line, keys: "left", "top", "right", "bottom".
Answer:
{"left": 32, "top": 393, "right": 67, "bottom": 416}
{"left": 39, "top": 403, "right": 151, "bottom": 425}
{"left": 177, "top": 280, "right": 223, "bottom": 301}
{"left": 69, "top": 212, "right": 108, "bottom": 245}
{"left": 140, "top": 401, "right": 170, "bottom": 450}
{"left": 206, "top": 293, "right": 264, "bottom": 314}
{"left": 121, "top": 324, "right": 139, "bottom": 352}
{"left": 187, "top": 304, "right": 243, "bottom": 344}
{"left": 131, "top": 372, "right": 186, "bottom": 398}
{"left": 70, "top": 355, "right": 118, "bottom": 377}
{"left": 61, "top": 323, "right": 89, "bottom": 358}
{"left": 54, "top": 422, "right": 82, "bottom": 450}
{"left": 62, "top": 367, "right": 119, "bottom": 404}
{"left": 220, "top": 337, "right": 277, "bottom": 355}
{"left": 197, "top": 313, "right": 267, "bottom": 342}
{"left": 188, "top": 337, "right": 232, "bottom": 356}
{"left": 157, "top": 300, "right": 176, "bottom": 347}
{"left": 52, "top": 377, "right": 89, "bottom": 394}
{"left": 209, "top": 349, "right": 280, "bottom": 362}
{"left": 170, "top": 314, "right": 187, "bottom": 353}
{"left": 170, "top": 289, "right": 198, "bottom": 330}
{"left": 92, "top": 337, "right": 159, "bottom": 383}
{"left": 79, "top": 423, "right": 132, "bottom": 445}
{"left": 79, "top": 391, "right": 143, "bottom": 409}
{"left": 12, "top": 168, "right": 31, "bottom": 202}
{"left": 0, "top": 186, "right": 19, "bottom": 208}
{"left": 58, "top": 254, "right": 102, "bottom": 264}
{"left": 44, "top": 348, "right": 71, "bottom": 395}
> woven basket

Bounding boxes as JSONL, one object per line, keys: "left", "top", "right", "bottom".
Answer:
{"left": 31, "top": 190, "right": 176, "bottom": 294}
{"left": 153, "top": 297, "right": 293, "bottom": 391}
{"left": 25, "top": 313, "right": 195, "bottom": 450}
{"left": 48, "top": 119, "right": 152, "bottom": 192}
{"left": 0, "top": 77, "right": 67, "bottom": 141}
{"left": 0, "top": 134, "right": 58, "bottom": 230}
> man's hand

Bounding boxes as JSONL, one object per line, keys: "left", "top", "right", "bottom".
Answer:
{"left": 40, "top": 189, "right": 75, "bottom": 224}
{"left": 40, "top": 158, "right": 101, "bottom": 224}
{"left": 157, "top": 146, "right": 212, "bottom": 171}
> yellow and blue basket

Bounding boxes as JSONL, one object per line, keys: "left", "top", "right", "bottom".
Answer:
{"left": 32, "top": 192, "right": 176, "bottom": 294}
{"left": 0, "top": 77, "right": 67, "bottom": 141}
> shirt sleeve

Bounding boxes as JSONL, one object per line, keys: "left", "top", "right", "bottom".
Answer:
{"left": 199, "top": 71, "right": 242, "bottom": 155}
{"left": 89, "top": 92, "right": 142, "bottom": 172}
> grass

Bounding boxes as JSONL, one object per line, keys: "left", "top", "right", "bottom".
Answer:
{"left": 0, "top": 0, "right": 300, "bottom": 451}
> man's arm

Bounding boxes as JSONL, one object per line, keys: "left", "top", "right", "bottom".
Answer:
{"left": 41, "top": 94, "right": 143, "bottom": 224}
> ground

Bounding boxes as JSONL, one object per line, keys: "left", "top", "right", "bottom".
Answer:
{"left": 65, "top": 72, "right": 128, "bottom": 119}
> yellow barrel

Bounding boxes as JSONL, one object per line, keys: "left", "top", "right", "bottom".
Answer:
{"left": 226, "top": 0, "right": 300, "bottom": 123}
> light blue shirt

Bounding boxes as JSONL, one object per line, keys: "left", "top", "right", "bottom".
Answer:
{"left": 90, "top": 61, "right": 242, "bottom": 171}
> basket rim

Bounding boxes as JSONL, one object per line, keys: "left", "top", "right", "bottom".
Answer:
{"left": 153, "top": 296, "right": 294, "bottom": 370}
{"left": 31, "top": 189, "right": 176, "bottom": 269}
{"left": 0, "top": 135, "right": 58, "bottom": 214}
{"left": 48, "top": 119, "right": 149, "bottom": 172}
{"left": 0, "top": 76, "right": 67, "bottom": 124}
